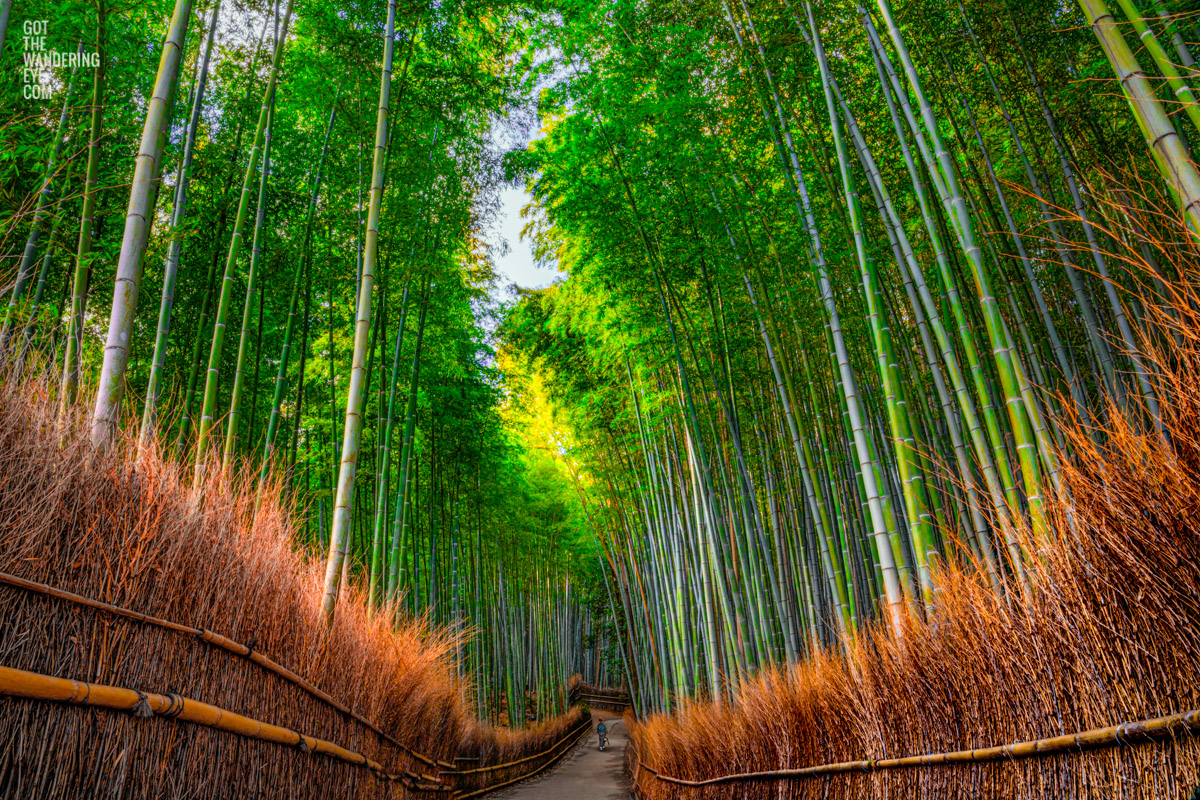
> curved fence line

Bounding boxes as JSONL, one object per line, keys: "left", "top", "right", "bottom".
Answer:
{"left": 449, "top": 717, "right": 592, "bottom": 799}
{"left": 0, "top": 664, "right": 451, "bottom": 791}
{"left": 446, "top": 715, "right": 592, "bottom": 776}
{"left": 1, "top": 569, "right": 601, "bottom": 798}
{"left": 0, "top": 569, "right": 450, "bottom": 769}
{"left": 633, "top": 708, "right": 1200, "bottom": 787}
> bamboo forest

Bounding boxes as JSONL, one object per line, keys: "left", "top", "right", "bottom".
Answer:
{"left": 0, "top": 0, "right": 1199, "bottom": 795}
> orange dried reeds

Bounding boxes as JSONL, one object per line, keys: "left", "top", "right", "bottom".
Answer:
{"left": 0, "top": 379, "right": 581, "bottom": 799}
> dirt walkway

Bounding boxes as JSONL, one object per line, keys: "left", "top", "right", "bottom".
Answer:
{"left": 491, "top": 715, "right": 631, "bottom": 799}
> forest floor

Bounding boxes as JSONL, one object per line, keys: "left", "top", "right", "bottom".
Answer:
{"left": 493, "top": 716, "right": 630, "bottom": 799}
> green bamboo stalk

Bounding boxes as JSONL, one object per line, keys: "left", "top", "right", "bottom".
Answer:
{"left": 1077, "top": 0, "right": 1200, "bottom": 235}
{"left": 938, "top": 41, "right": 1085, "bottom": 428}
{"left": 367, "top": 283, "right": 409, "bottom": 612}
{"left": 246, "top": 281, "right": 265, "bottom": 451}
{"left": 174, "top": 16, "right": 273, "bottom": 452}
{"left": 139, "top": 0, "right": 223, "bottom": 446}
{"left": 963, "top": 4, "right": 1117, "bottom": 403}
{"left": 729, "top": 0, "right": 906, "bottom": 629}
{"left": 869, "top": 0, "right": 1050, "bottom": 546}
{"left": 1149, "top": 0, "right": 1197, "bottom": 72}
{"left": 388, "top": 286, "right": 430, "bottom": 603}
{"left": 1004, "top": 10, "right": 1163, "bottom": 436}
{"left": 288, "top": 257, "right": 312, "bottom": 483}
{"left": 1114, "top": 0, "right": 1200, "bottom": 135}
{"left": 14, "top": 214, "right": 61, "bottom": 373}
{"left": 89, "top": 2, "right": 192, "bottom": 447}
{"left": 737, "top": 168, "right": 864, "bottom": 629}
{"left": 706, "top": 165, "right": 854, "bottom": 640}
{"left": 61, "top": 1, "right": 106, "bottom": 411}
{"left": 223, "top": 102, "right": 275, "bottom": 467}
{"left": 321, "top": 0, "right": 398, "bottom": 620}
{"left": 260, "top": 100, "right": 339, "bottom": 486}
{"left": 806, "top": 1, "right": 935, "bottom": 610}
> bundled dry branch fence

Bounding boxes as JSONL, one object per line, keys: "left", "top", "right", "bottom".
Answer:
{"left": 0, "top": 664, "right": 452, "bottom": 791}
{"left": 0, "top": 380, "right": 587, "bottom": 800}
{"left": 631, "top": 710, "right": 1200, "bottom": 786}
{"left": 446, "top": 713, "right": 592, "bottom": 798}
{"left": 0, "top": 569, "right": 451, "bottom": 773}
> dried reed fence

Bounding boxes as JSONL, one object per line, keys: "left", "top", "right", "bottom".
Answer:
{"left": 626, "top": 217, "right": 1200, "bottom": 797}
{"left": 0, "top": 379, "right": 584, "bottom": 800}
{"left": 632, "top": 709, "right": 1200, "bottom": 785}
{"left": 446, "top": 711, "right": 592, "bottom": 797}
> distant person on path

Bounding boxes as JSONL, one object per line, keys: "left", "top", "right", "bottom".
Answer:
{"left": 597, "top": 718, "right": 608, "bottom": 751}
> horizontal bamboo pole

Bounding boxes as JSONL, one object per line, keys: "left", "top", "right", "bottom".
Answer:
{"left": 0, "top": 664, "right": 452, "bottom": 790}
{"left": 574, "top": 692, "right": 631, "bottom": 706}
{"left": 0, "top": 569, "right": 450, "bottom": 769}
{"left": 570, "top": 682, "right": 629, "bottom": 700}
{"left": 450, "top": 716, "right": 592, "bottom": 799}
{"left": 446, "top": 713, "right": 592, "bottom": 776}
{"left": 636, "top": 709, "right": 1200, "bottom": 786}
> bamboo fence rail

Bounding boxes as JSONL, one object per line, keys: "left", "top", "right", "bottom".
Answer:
{"left": 0, "top": 664, "right": 451, "bottom": 792}
{"left": 448, "top": 716, "right": 593, "bottom": 799}
{"left": 0, "top": 568, "right": 451, "bottom": 769}
{"left": 446, "top": 715, "right": 592, "bottom": 776}
{"left": 633, "top": 709, "right": 1200, "bottom": 787}
{"left": 576, "top": 696, "right": 628, "bottom": 709}
{"left": 569, "top": 681, "right": 632, "bottom": 708}
{"left": 573, "top": 692, "right": 632, "bottom": 707}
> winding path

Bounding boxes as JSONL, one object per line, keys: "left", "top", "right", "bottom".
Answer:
{"left": 493, "top": 716, "right": 631, "bottom": 799}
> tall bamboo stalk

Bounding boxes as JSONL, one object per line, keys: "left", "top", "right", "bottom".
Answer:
{"left": 61, "top": 0, "right": 106, "bottom": 412}
{"left": 139, "top": 0, "right": 223, "bottom": 446}
{"left": 223, "top": 102, "right": 275, "bottom": 467}
{"left": 90, "top": 3, "right": 192, "bottom": 447}
{"left": 729, "top": 0, "right": 906, "bottom": 629}
{"left": 1114, "top": 0, "right": 1200, "bottom": 135}
{"left": 321, "top": 0, "right": 398, "bottom": 620}
{"left": 260, "top": 100, "right": 339, "bottom": 486}
{"left": 387, "top": 283, "right": 429, "bottom": 605}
